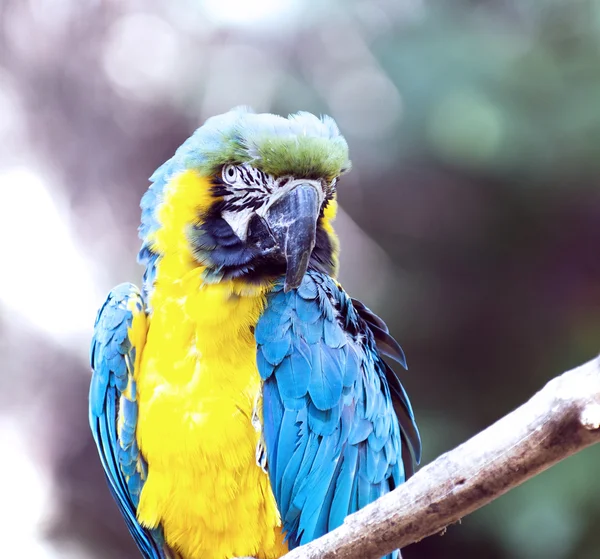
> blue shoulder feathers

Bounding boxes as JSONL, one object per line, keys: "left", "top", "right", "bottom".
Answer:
{"left": 256, "top": 272, "right": 421, "bottom": 558}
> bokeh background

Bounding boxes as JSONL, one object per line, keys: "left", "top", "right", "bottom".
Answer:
{"left": 1, "top": 0, "right": 600, "bottom": 557}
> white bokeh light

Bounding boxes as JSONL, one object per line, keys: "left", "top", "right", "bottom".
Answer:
{"left": 0, "top": 167, "right": 101, "bottom": 346}
{"left": 202, "top": 0, "right": 301, "bottom": 28}
{"left": 102, "top": 13, "right": 181, "bottom": 102}
{"left": 0, "top": 417, "right": 55, "bottom": 558}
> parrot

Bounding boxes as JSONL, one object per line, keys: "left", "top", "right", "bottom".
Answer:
{"left": 89, "top": 107, "right": 421, "bottom": 559}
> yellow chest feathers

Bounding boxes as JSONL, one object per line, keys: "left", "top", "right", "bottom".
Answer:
{"left": 134, "top": 274, "right": 287, "bottom": 559}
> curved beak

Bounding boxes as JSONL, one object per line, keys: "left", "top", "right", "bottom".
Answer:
{"left": 264, "top": 183, "right": 320, "bottom": 292}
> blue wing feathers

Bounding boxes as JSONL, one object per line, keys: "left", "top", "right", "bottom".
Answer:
{"left": 322, "top": 317, "right": 347, "bottom": 348}
{"left": 275, "top": 353, "right": 311, "bottom": 400}
{"left": 279, "top": 432, "right": 309, "bottom": 514}
{"left": 343, "top": 344, "right": 360, "bottom": 386}
{"left": 308, "top": 401, "right": 340, "bottom": 437}
{"left": 348, "top": 417, "right": 373, "bottom": 445}
{"left": 262, "top": 381, "right": 285, "bottom": 500}
{"left": 328, "top": 443, "right": 358, "bottom": 529}
{"left": 89, "top": 283, "right": 167, "bottom": 559}
{"left": 256, "top": 348, "right": 272, "bottom": 379}
{"left": 257, "top": 272, "right": 420, "bottom": 559}
{"left": 295, "top": 293, "right": 322, "bottom": 323}
{"left": 297, "top": 277, "right": 318, "bottom": 299}
{"left": 314, "top": 458, "right": 343, "bottom": 539}
{"left": 275, "top": 409, "right": 302, "bottom": 497}
{"left": 295, "top": 437, "right": 341, "bottom": 541}
{"left": 308, "top": 344, "right": 344, "bottom": 411}
{"left": 260, "top": 334, "right": 291, "bottom": 365}
{"left": 351, "top": 298, "right": 407, "bottom": 368}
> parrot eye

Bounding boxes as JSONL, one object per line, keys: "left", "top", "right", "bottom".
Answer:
{"left": 222, "top": 165, "right": 239, "bottom": 185}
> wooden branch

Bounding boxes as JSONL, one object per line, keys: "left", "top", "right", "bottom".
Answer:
{"left": 281, "top": 356, "right": 600, "bottom": 559}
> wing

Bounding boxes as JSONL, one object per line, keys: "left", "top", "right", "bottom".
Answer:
{"left": 255, "top": 272, "right": 421, "bottom": 557}
{"left": 89, "top": 283, "right": 169, "bottom": 559}
{"left": 350, "top": 297, "right": 422, "bottom": 478}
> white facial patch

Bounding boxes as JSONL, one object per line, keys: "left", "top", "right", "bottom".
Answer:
{"left": 221, "top": 206, "right": 255, "bottom": 242}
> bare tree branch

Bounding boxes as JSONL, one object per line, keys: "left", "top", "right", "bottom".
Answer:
{"left": 281, "top": 356, "right": 600, "bottom": 559}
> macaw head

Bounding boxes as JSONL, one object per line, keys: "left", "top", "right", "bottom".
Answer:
{"left": 139, "top": 107, "right": 350, "bottom": 294}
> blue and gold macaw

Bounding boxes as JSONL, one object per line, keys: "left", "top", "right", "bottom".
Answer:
{"left": 89, "top": 107, "right": 420, "bottom": 559}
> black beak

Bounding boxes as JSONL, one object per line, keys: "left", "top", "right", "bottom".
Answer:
{"left": 264, "top": 183, "right": 320, "bottom": 292}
